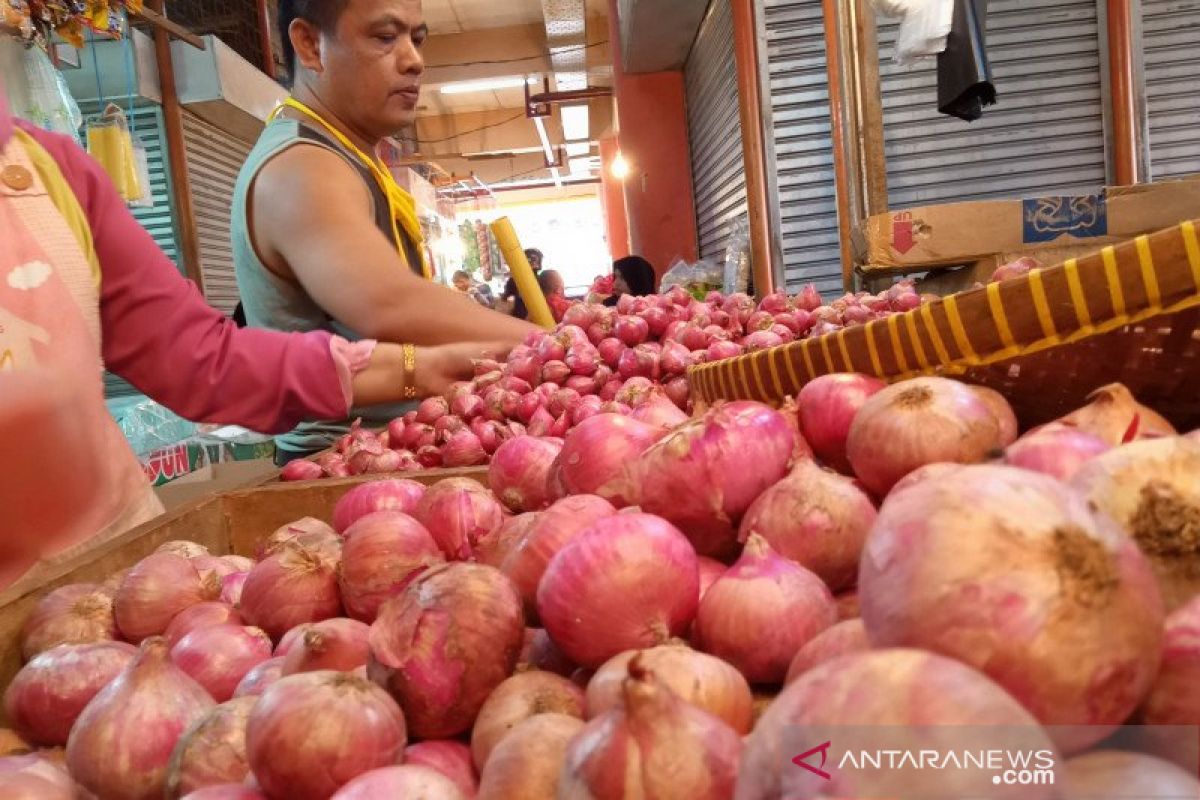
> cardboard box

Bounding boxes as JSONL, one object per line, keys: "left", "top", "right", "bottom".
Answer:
{"left": 917, "top": 243, "right": 1109, "bottom": 297}
{"left": 153, "top": 458, "right": 279, "bottom": 511}
{"left": 854, "top": 178, "right": 1200, "bottom": 271}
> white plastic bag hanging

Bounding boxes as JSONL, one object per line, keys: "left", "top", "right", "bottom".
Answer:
{"left": 870, "top": 0, "right": 955, "bottom": 65}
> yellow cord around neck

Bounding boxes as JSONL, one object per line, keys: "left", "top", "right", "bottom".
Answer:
{"left": 269, "top": 97, "right": 432, "bottom": 280}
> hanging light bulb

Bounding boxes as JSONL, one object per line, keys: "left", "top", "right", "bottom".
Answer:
{"left": 610, "top": 152, "right": 631, "bottom": 180}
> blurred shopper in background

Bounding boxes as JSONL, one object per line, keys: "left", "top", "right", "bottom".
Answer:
{"left": 604, "top": 255, "right": 657, "bottom": 306}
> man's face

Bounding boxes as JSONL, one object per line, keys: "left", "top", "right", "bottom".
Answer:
{"left": 528, "top": 253, "right": 543, "bottom": 271}
{"left": 318, "top": 0, "right": 427, "bottom": 137}
{"left": 453, "top": 275, "right": 470, "bottom": 292}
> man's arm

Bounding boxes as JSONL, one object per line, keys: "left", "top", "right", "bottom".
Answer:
{"left": 253, "top": 147, "right": 537, "bottom": 346}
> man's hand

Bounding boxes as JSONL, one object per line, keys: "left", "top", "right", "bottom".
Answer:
{"left": 415, "top": 341, "right": 516, "bottom": 399}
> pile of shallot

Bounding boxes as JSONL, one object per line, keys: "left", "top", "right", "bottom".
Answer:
{"left": 4, "top": 374, "right": 1199, "bottom": 800}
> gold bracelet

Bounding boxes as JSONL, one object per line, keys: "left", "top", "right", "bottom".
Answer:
{"left": 402, "top": 343, "right": 418, "bottom": 400}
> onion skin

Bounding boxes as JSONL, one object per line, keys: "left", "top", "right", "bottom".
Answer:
{"left": 1005, "top": 426, "right": 1110, "bottom": 481}
{"left": 368, "top": 563, "right": 524, "bottom": 739}
{"left": 165, "top": 602, "right": 244, "bottom": 648}
{"left": 403, "top": 741, "right": 478, "bottom": 798}
{"left": 219, "top": 574, "right": 248, "bottom": 607}
{"left": 66, "top": 637, "right": 215, "bottom": 800}
{"left": 796, "top": 373, "right": 887, "bottom": 474}
{"left": 1071, "top": 437, "right": 1200, "bottom": 612}
{"left": 1056, "top": 383, "right": 1177, "bottom": 445}
{"left": 516, "top": 627, "right": 576, "bottom": 677}
{"left": 559, "top": 662, "right": 742, "bottom": 799}
{"left": 488, "top": 437, "right": 563, "bottom": 513}
{"left": 557, "top": 414, "right": 663, "bottom": 506}
{"left": 414, "top": 478, "right": 505, "bottom": 561}
{"left": 170, "top": 625, "right": 273, "bottom": 702}
{"left": 860, "top": 465, "right": 1164, "bottom": 753}
{"left": 475, "top": 512, "right": 538, "bottom": 569}
{"left": 330, "top": 765, "right": 467, "bottom": 799}
{"left": 20, "top": 583, "right": 116, "bottom": 661}
{"left": 784, "top": 619, "right": 869, "bottom": 685}
{"left": 164, "top": 697, "right": 255, "bottom": 798}
{"left": 115, "top": 554, "right": 222, "bottom": 643}
{"left": 239, "top": 544, "right": 342, "bottom": 641}
{"left": 255, "top": 517, "right": 340, "bottom": 562}
{"left": 738, "top": 649, "right": 1059, "bottom": 799}
{"left": 0, "top": 730, "right": 29, "bottom": 756}
{"left": 1064, "top": 751, "right": 1200, "bottom": 799}
{"left": 847, "top": 377, "right": 1003, "bottom": 497}
{"left": 4, "top": 642, "right": 136, "bottom": 746}
{"left": 1141, "top": 595, "right": 1200, "bottom": 726}
{"left": 739, "top": 459, "right": 877, "bottom": 592}
{"left": 180, "top": 786, "right": 265, "bottom": 799}
{"left": 586, "top": 642, "right": 753, "bottom": 734}
{"left": 231, "top": 658, "right": 283, "bottom": 699}
{"left": 332, "top": 479, "right": 426, "bottom": 534}
{"left": 696, "top": 557, "right": 726, "bottom": 602}
{"left": 477, "top": 713, "right": 582, "bottom": 800}
{"left": 537, "top": 513, "right": 700, "bottom": 669}
{"left": 695, "top": 534, "right": 836, "bottom": 684}
{"left": 280, "top": 618, "right": 371, "bottom": 675}
{"left": 246, "top": 671, "right": 407, "bottom": 800}
{"left": 970, "top": 385, "right": 1019, "bottom": 446}
{"left": 338, "top": 512, "right": 443, "bottom": 622}
{"left": 632, "top": 401, "right": 796, "bottom": 558}
{"left": 159, "top": 541, "right": 211, "bottom": 559}
{"left": 470, "top": 671, "right": 585, "bottom": 771}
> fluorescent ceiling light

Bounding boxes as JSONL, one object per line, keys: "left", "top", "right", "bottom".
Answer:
{"left": 561, "top": 105, "right": 589, "bottom": 141}
{"left": 564, "top": 141, "right": 590, "bottom": 157}
{"left": 532, "top": 117, "right": 555, "bottom": 165}
{"left": 440, "top": 77, "right": 536, "bottom": 95}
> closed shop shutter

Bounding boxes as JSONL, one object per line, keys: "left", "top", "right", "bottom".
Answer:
{"left": 686, "top": 0, "right": 748, "bottom": 262}
{"left": 1142, "top": 0, "right": 1200, "bottom": 180}
{"left": 181, "top": 111, "right": 254, "bottom": 315}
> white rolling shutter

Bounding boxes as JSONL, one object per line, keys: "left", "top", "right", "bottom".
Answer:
{"left": 1142, "top": 0, "right": 1200, "bottom": 180}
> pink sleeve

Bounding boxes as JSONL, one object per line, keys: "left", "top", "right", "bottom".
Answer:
{"left": 18, "top": 123, "right": 354, "bottom": 434}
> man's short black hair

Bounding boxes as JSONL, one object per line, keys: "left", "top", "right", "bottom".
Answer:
{"left": 277, "top": 0, "right": 351, "bottom": 81}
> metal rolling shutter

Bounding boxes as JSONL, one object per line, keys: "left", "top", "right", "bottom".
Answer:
{"left": 181, "top": 111, "right": 253, "bottom": 315}
{"left": 686, "top": 0, "right": 748, "bottom": 262}
{"left": 1143, "top": 0, "right": 1200, "bottom": 180}
{"left": 762, "top": 0, "right": 843, "bottom": 295}
{"left": 877, "top": 0, "right": 1107, "bottom": 208}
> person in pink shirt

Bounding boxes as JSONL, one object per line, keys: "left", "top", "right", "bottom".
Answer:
{"left": 0, "top": 86, "right": 498, "bottom": 592}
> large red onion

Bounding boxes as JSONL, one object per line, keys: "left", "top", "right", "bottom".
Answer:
{"left": 1064, "top": 751, "right": 1200, "bottom": 800}
{"left": 338, "top": 511, "right": 443, "bottom": 622}
{"left": 695, "top": 534, "right": 835, "bottom": 683}
{"left": 239, "top": 545, "right": 342, "bottom": 641}
{"left": 1055, "top": 383, "right": 1176, "bottom": 445}
{"left": 586, "top": 642, "right": 753, "bottom": 734}
{"left": 332, "top": 479, "right": 426, "bottom": 535}
{"left": 475, "top": 512, "right": 538, "bottom": 569}
{"left": 632, "top": 401, "right": 796, "bottom": 557}
{"left": 403, "top": 741, "right": 478, "bottom": 798}
{"left": 4, "top": 642, "right": 136, "bottom": 746}
{"left": 66, "top": 637, "right": 215, "bottom": 799}
{"left": 330, "top": 765, "right": 466, "bottom": 799}
{"left": 414, "top": 478, "right": 505, "bottom": 561}
{"left": 0, "top": 754, "right": 76, "bottom": 799}
{"left": 501, "top": 494, "right": 616, "bottom": 617}
{"left": 470, "top": 671, "right": 585, "bottom": 770}
{"left": 443, "top": 430, "right": 488, "bottom": 467}
{"left": 369, "top": 563, "right": 524, "bottom": 738}
{"left": 629, "top": 389, "right": 689, "bottom": 431}
{"left": 1071, "top": 437, "right": 1200, "bottom": 611}
{"left": 170, "top": 625, "right": 273, "bottom": 702}
{"left": 219, "top": 574, "right": 247, "bottom": 607}
{"left": 847, "top": 377, "right": 1003, "bottom": 497}
{"left": 254, "top": 517, "right": 340, "bottom": 562}
{"left": 537, "top": 513, "right": 699, "bottom": 668}
{"left": 783, "top": 618, "right": 869, "bottom": 684}
{"left": 738, "top": 458, "right": 877, "bottom": 591}
{"left": 557, "top": 414, "right": 663, "bottom": 506}
{"left": 1005, "top": 425, "right": 1110, "bottom": 481}
{"left": 164, "top": 697, "right": 255, "bottom": 798}
{"left": 115, "top": 554, "right": 222, "bottom": 643}
{"left": 231, "top": 658, "right": 284, "bottom": 699}
{"left": 477, "top": 714, "right": 582, "bottom": 800}
{"left": 1139, "top": 594, "right": 1200, "bottom": 735}
{"left": 247, "top": 671, "right": 407, "bottom": 800}
{"left": 971, "top": 384, "right": 1019, "bottom": 446}
{"left": 20, "top": 583, "right": 116, "bottom": 661}
{"left": 165, "top": 602, "right": 244, "bottom": 648}
{"left": 280, "top": 618, "right": 370, "bottom": 675}
{"left": 796, "top": 373, "right": 886, "bottom": 473}
{"left": 738, "top": 649, "right": 1058, "bottom": 799}
{"left": 488, "top": 436, "right": 562, "bottom": 513}
{"left": 560, "top": 660, "right": 742, "bottom": 799}
{"left": 860, "top": 464, "right": 1164, "bottom": 753}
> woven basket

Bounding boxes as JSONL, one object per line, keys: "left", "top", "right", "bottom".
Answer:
{"left": 688, "top": 220, "right": 1200, "bottom": 431}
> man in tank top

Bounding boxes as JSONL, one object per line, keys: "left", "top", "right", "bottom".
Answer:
{"left": 233, "top": 0, "right": 536, "bottom": 461}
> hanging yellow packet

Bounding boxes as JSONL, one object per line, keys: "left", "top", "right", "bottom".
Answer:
{"left": 86, "top": 104, "right": 142, "bottom": 202}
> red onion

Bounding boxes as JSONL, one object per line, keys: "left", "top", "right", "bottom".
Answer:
{"left": 158, "top": 541, "right": 211, "bottom": 559}
{"left": 629, "top": 389, "right": 688, "bottom": 431}
{"left": 632, "top": 401, "right": 796, "bottom": 558}
{"left": 1065, "top": 751, "right": 1200, "bottom": 800}
{"left": 678, "top": 324, "right": 709, "bottom": 351}
{"left": 562, "top": 374, "right": 593, "bottom": 395}
{"left": 597, "top": 337, "right": 626, "bottom": 369}
{"left": 540, "top": 360, "right": 571, "bottom": 384}
{"left": 338, "top": 511, "right": 442, "bottom": 622}
{"left": 318, "top": 453, "right": 350, "bottom": 478}
{"left": 971, "top": 385, "right": 1019, "bottom": 446}
{"left": 742, "top": 330, "right": 785, "bottom": 351}
{"left": 847, "top": 377, "right": 1003, "bottom": 496}
{"left": 280, "top": 618, "right": 370, "bottom": 675}
{"left": 695, "top": 534, "right": 835, "bottom": 683}
{"left": 164, "top": 697, "right": 255, "bottom": 797}
{"left": 442, "top": 430, "right": 488, "bottom": 467}
{"left": 239, "top": 545, "right": 342, "bottom": 641}
{"left": 471, "top": 671, "right": 585, "bottom": 770}
{"left": 345, "top": 439, "right": 403, "bottom": 475}
{"left": 526, "top": 406, "right": 554, "bottom": 437}
{"left": 795, "top": 284, "right": 822, "bottom": 311}
{"left": 170, "top": 625, "right": 272, "bottom": 702}
{"left": 739, "top": 650, "right": 1057, "bottom": 798}
{"left": 475, "top": 512, "right": 538, "bottom": 568}
{"left": 738, "top": 459, "right": 877, "bottom": 591}
{"left": 477, "top": 713, "right": 581, "bottom": 800}
{"left": 659, "top": 341, "right": 694, "bottom": 375}
{"left": 474, "top": 370, "right": 503, "bottom": 392}
{"left": 991, "top": 255, "right": 1039, "bottom": 282}
{"left": 564, "top": 344, "right": 599, "bottom": 377}
{"left": 280, "top": 459, "right": 323, "bottom": 481}
{"left": 557, "top": 414, "right": 661, "bottom": 506}
{"left": 548, "top": 412, "right": 570, "bottom": 437}
{"left": 414, "top": 478, "right": 505, "bottom": 560}
{"left": 561, "top": 660, "right": 741, "bottom": 799}
{"left": 696, "top": 557, "right": 726, "bottom": 603}
{"left": 450, "top": 394, "right": 485, "bottom": 422}
{"left": 66, "top": 638, "right": 214, "bottom": 799}
{"left": 1005, "top": 426, "right": 1110, "bottom": 481}
{"left": 1056, "top": 382, "right": 1176, "bottom": 445}
{"left": 0, "top": 754, "right": 76, "bottom": 799}
{"left": 115, "top": 554, "right": 222, "bottom": 643}
{"left": 165, "top": 602, "right": 244, "bottom": 647}
{"left": 397, "top": 422, "right": 435, "bottom": 451}
{"left": 537, "top": 513, "right": 699, "bottom": 668}
{"left": 1071, "top": 437, "right": 1200, "bottom": 611}
{"left": 586, "top": 642, "right": 753, "bottom": 734}
{"left": 562, "top": 303, "right": 598, "bottom": 329}
{"left": 275, "top": 623, "right": 311, "bottom": 656}
{"left": 222, "top": 556, "right": 253, "bottom": 573}
{"left": 255, "top": 517, "right": 339, "bottom": 561}
{"left": 331, "top": 765, "right": 465, "bottom": 799}
{"left": 413, "top": 445, "right": 440, "bottom": 468}
{"left": 1139, "top": 594, "right": 1200, "bottom": 727}
{"left": 745, "top": 310, "right": 774, "bottom": 332}
{"left": 535, "top": 334, "right": 567, "bottom": 363}
{"left": 664, "top": 376, "right": 691, "bottom": 410}
{"left": 332, "top": 479, "right": 426, "bottom": 535}
{"left": 20, "top": 583, "right": 116, "bottom": 661}
{"left": 517, "top": 627, "right": 576, "bottom": 677}
{"left": 796, "top": 372, "right": 887, "bottom": 473}
{"left": 232, "top": 658, "right": 283, "bottom": 699}
{"left": 403, "top": 741, "right": 478, "bottom": 798}
{"left": 488, "top": 436, "right": 562, "bottom": 513}
{"left": 860, "top": 464, "right": 1163, "bottom": 752}
{"left": 218, "top": 575, "right": 247, "bottom": 607}
{"left": 501, "top": 494, "right": 617, "bottom": 617}
{"left": 247, "top": 672, "right": 406, "bottom": 800}
{"left": 4, "top": 642, "right": 136, "bottom": 746}
{"left": 570, "top": 394, "right": 604, "bottom": 425}
{"left": 179, "top": 787, "right": 265, "bottom": 799}
{"left": 617, "top": 344, "right": 661, "bottom": 381}
{"left": 416, "top": 397, "right": 449, "bottom": 425}
{"left": 548, "top": 388, "right": 581, "bottom": 418}
{"left": 506, "top": 351, "right": 541, "bottom": 384}
{"left": 784, "top": 618, "right": 869, "bottom": 684}
{"left": 369, "top": 563, "right": 524, "bottom": 738}
{"left": 640, "top": 306, "right": 670, "bottom": 337}
{"left": 614, "top": 315, "right": 650, "bottom": 346}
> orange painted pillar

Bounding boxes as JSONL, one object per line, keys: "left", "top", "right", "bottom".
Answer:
{"left": 606, "top": 0, "right": 699, "bottom": 279}
{"left": 599, "top": 135, "right": 631, "bottom": 260}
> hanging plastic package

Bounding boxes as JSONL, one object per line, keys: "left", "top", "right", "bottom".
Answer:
{"left": 937, "top": 0, "right": 995, "bottom": 121}
{"left": 1, "top": 40, "right": 82, "bottom": 135}
{"left": 723, "top": 216, "right": 751, "bottom": 296}
{"left": 869, "top": 0, "right": 954, "bottom": 65}
{"left": 127, "top": 131, "right": 153, "bottom": 207}
{"left": 86, "top": 104, "right": 143, "bottom": 202}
